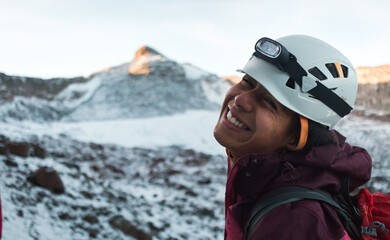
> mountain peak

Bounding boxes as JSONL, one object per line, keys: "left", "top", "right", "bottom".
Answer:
{"left": 128, "top": 46, "right": 186, "bottom": 79}
{"left": 134, "top": 46, "right": 164, "bottom": 59}
{"left": 129, "top": 46, "right": 167, "bottom": 75}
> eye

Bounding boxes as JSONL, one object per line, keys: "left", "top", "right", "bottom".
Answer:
{"left": 241, "top": 77, "right": 255, "bottom": 89}
{"left": 265, "top": 98, "right": 278, "bottom": 110}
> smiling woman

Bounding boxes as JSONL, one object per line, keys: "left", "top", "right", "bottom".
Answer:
{"left": 213, "top": 35, "right": 372, "bottom": 240}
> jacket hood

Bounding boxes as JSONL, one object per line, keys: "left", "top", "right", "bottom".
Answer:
{"left": 288, "top": 130, "right": 372, "bottom": 191}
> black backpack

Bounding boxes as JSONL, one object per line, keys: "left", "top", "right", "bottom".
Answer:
{"left": 244, "top": 177, "right": 362, "bottom": 240}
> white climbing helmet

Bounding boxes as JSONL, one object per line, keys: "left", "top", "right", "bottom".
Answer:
{"left": 238, "top": 35, "right": 357, "bottom": 129}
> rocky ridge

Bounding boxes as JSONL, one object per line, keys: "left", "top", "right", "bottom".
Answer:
{"left": 355, "top": 65, "right": 390, "bottom": 117}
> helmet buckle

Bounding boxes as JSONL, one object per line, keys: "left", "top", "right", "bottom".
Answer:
{"left": 301, "top": 76, "right": 317, "bottom": 93}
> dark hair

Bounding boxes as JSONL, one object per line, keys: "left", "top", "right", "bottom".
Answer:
{"left": 290, "top": 114, "right": 337, "bottom": 154}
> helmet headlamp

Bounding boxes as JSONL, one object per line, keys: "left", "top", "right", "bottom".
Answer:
{"left": 256, "top": 39, "right": 281, "bottom": 58}
{"left": 254, "top": 38, "right": 291, "bottom": 70}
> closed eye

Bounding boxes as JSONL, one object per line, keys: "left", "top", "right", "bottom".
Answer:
{"left": 242, "top": 77, "right": 255, "bottom": 89}
{"left": 265, "top": 98, "right": 278, "bottom": 110}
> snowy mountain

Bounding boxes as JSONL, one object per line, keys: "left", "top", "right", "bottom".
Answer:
{"left": 0, "top": 46, "right": 230, "bottom": 122}
{"left": 1, "top": 47, "right": 390, "bottom": 240}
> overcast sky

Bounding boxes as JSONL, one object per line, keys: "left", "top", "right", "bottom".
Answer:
{"left": 1, "top": 0, "right": 389, "bottom": 78}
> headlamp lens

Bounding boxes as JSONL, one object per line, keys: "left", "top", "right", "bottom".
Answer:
{"left": 256, "top": 39, "right": 281, "bottom": 58}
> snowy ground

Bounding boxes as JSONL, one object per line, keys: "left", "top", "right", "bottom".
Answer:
{"left": 0, "top": 133, "right": 227, "bottom": 240}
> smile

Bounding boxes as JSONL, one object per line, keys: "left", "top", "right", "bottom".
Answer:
{"left": 227, "top": 110, "right": 250, "bottom": 130}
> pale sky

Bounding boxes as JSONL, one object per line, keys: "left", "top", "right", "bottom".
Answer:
{"left": 1, "top": 0, "right": 389, "bottom": 78}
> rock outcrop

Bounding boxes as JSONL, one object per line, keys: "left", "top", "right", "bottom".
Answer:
{"left": 357, "top": 64, "right": 390, "bottom": 84}
{"left": 27, "top": 166, "right": 65, "bottom": 194}
{"left": 355, "top": 65, "right": 390, "bottom": 112}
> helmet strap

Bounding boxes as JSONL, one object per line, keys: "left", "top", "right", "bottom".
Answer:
{"left": 289, "top": 116, "right": 308, "bottom": 151}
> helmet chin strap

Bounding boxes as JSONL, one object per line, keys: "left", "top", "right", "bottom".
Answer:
{"left": 288, "top": 116, "right": 308, "bottom": 151}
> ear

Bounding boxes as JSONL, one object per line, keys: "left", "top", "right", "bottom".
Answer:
{"left": 287, "top": 116, "right": 309, "bottom": 151}
{"left": 286, "top": 135, "right": 299, "bottom": 150}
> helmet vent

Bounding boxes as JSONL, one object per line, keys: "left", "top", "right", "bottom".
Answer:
{"left": 325, "top": 63, "right": 339, "bottom": 78}
{"left": 285, "top": 77, "right": 295, "bottom": 89}
{"left": 341, "top": 65, "right": 349, "bottom": 77}
{"left": 308, "top": 67, "right": 327, "bottom": 80}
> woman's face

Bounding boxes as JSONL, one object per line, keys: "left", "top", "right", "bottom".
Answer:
{"left": 214, "top": 75, "right": 297, "bottom": 158}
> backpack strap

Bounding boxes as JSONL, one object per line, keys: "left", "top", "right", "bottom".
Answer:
{"left": 244, "top": 186, "right": 357, "bottom": 240}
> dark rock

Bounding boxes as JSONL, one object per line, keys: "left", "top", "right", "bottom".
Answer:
{"left": 31, "top": 144, "right": 46, "bottom": 158}
{"left": 50, "top": 152, "right": 69, "bottom": 159}
{"left": 97, "top": 207, "right": 111, "bottom": 216}
{"left": 106, "top": 164, "right": 125, "bottom": 175}
{"left": 83, "top": 214, "right": 99, "bottom": 224}
{"left": 36, "top": 191, "right": 48, "bottom": 203}
{"left": 81, "top": 191, "right": 94, "bottom": 199}
{"left": 185, "top": 190, "right": 198, "bottom": 197}
{"left": 17, "top": 209, "right": 24, "bottom": 217}
{"left": 109, "top": 215, "right": 153, "bottom": 240}
{"left": 89, "top": 142, "right": 104, "bottom": 151}
{"left": 89, "top": 230, "right": 98, "bottom": 238}
{"left": 27, "top": 166, "right": 65, "bottom": 194}
{"left": 150, "top": 157, "right": 165, "bottom": 168}
{"left": 7, "top": 142, "right": 30, "bottom": 157}
{"left": 197, "top": 178, "right": 212, "bottom": 185}
{"left": 83, "top": 153, "right": 95, "bottom": 161}
{"left": 182, "top": 151, "right": 212, "bottom": 166}
{"left": 58, "top": 212, "right": 77, "bottom": 220}
{"left": 90, "top": 165, "right": 100, "bottom": 172}
{"left": 4, "top": 159, "right": 18, "bottom": 167}
{"left": 166, "top": 169, "right": 182, "bottom": 176}
{"left": 61, "top": 161, "right": 80, "bottom": 170}
{"left": 197, "top": 207, "right": 215, "bottom": 219}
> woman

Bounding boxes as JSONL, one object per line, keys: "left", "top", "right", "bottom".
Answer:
{"left": 214, "top": 35, "right": 372, "bottom": 239}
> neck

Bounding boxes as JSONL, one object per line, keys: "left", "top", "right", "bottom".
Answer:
{"left": 227, "top": 149, "right": 239, "bottom": 167}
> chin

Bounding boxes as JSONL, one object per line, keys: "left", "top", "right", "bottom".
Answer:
{"left": 213, "top": 126, "right": 224, "bottom": 146}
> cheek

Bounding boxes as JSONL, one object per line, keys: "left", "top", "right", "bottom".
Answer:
{"left": 254, "top": 110, "right": 275, "bottom": 131}
{"left": 252, "top": 111, "right": 290, "bottom": 145}
{"left": 219, "top": 88, "right": 236, "bottom": 115}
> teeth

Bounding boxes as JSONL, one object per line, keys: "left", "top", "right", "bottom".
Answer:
{"left": 227, "top": 111, "right": 247, "bottom": 130}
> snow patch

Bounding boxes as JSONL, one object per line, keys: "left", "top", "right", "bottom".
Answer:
{"left": 55, "top": 76, "right": 102, "bottom": 109}
{"left": 183, "top": 63, "right": 209, "bottom": 80}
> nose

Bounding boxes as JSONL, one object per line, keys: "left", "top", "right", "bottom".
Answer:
{"left": 234, "top": 90, "right": 253, "bottom": 112}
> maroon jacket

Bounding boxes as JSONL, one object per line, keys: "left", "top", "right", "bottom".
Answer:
{"left": 0, "top": 192, "right": 3, "bottom": 239}
{"left": 225, "top": 131, "right": 372, "bottom": 240}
